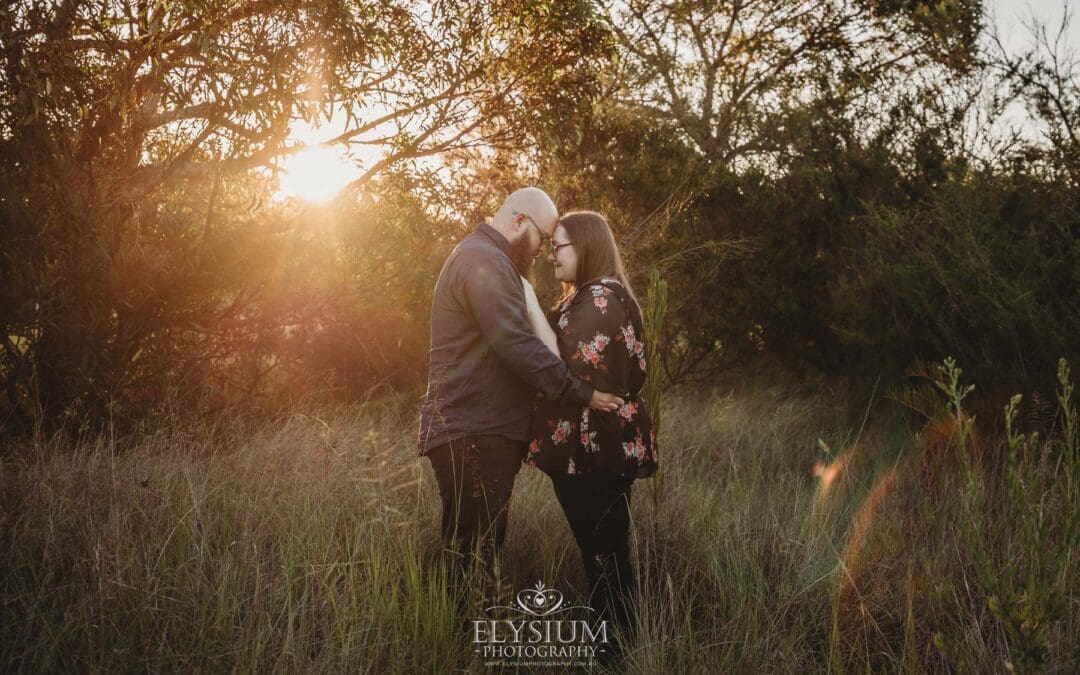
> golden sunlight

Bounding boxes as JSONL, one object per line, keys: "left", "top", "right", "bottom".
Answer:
{"left": 275, "top": 144, "right": 358, "bottom": 203}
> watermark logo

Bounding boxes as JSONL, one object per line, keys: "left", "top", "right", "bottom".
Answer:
{"left": 473, "top": 581, "right": 608, "bottom": 667}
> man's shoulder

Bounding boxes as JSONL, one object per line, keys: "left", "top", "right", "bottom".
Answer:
{"left": 447, "top": 232, "right": 513, "bottom": 274}
{"left": 451, "top": 232, "right": 492, "bottom": 259}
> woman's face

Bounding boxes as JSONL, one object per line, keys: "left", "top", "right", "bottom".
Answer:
{"left": 548, "top": 224, "right": 578, "bottom": 283}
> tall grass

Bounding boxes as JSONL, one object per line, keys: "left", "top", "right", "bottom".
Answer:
{"left": 2, "top": 368, "right": 1077, "bottom": 672}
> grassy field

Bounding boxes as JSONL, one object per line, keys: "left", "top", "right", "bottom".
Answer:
{"left": 2, "top": 367, "right": 1078, "bottom": 673}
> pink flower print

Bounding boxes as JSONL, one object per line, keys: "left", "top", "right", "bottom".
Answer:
{"left": 623, "top": 433, "right": 647, "bottom": 462}
{"left": 639, "top": 357, "right": 647, "bottom": 371}
{"left": 617, "top": 401, "right": 638, "bottom": 421}
{"left": 578, "top": 343, "right": 599, "bottom": 365}
{"left": 567, "top": 458, "right": 577, "bottom": 475}
{"left": 575, "top": 332, "right": 611, "bottom": 370}
{"left": 620, "top": 324, "right": 645, "bottom": 360}
{"left": 550, "top": 419, "right": 574, "bottom": 445}
{"left": 528, "top": 438, "right": 541, "bottom": 455}
{"left": 593, "top": 296, "right": 608, "bottom": 313}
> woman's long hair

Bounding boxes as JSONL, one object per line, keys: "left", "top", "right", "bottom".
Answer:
{"left": 556, "top": 211, "right": 638, "bottom": 308}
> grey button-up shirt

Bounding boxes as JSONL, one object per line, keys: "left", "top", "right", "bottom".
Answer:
{"left": 418, "top": 223, "right": 594, "bottom": 453}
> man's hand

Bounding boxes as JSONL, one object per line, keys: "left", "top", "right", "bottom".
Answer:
{"left": 589, "top": 390, "right": 625, "bottom": 413}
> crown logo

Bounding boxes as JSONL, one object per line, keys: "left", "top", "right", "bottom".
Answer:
{"left": 484, "top": 580, "right": 593, "bottom": 617}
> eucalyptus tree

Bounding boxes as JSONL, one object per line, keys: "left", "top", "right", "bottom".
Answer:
{"left": 604, "top": 0, "right": 981, "bottom": 166}
{"left": 572, "top": 0, "right": 986, "bottom": 378}
{"left": 987, "top": 8, "right": 1080, "bottom": 183}
{"left": 0, "top": 0, "right": 610, "bottom": 432}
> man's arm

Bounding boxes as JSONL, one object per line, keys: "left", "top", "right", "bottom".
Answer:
{"left": 460, "top": 254, "right": 625, "bottom": 412}
{"left": 460, "top": 255, "right": 591, "bottom": 405}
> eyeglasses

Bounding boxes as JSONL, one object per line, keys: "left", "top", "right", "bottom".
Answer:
{"left": 513, "top": 210, "right": 548, "bottom": 240}
{"left": 549, "top": 241, "right": 573, "bottom": 256}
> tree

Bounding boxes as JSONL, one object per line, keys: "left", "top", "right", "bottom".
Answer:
{"left": 605, "top": 0, "right": 979, "bottom": 166}
{"left": 0, "top": 0, "right": 612, "bottom": 433}
{"left": 576, "top": 0, "right": 986, "bottom": 378}
{"left": 987, "top": 6, "right": 1080, "bottom": 183}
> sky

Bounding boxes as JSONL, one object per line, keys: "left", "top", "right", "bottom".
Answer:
{"left": 990, "top": 0, "right": 1079, "bottom": 50}
{"left": 978, "top": 1, "right": 1078, "bottom": 147}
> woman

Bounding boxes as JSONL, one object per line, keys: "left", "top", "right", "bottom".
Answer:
{"left": 522, "top": 210, "right": 658, "bottom": 640}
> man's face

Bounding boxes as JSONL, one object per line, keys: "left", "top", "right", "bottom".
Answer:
{"left": 507, "top": 227, "right": 537, "bottom": 277}
{"left": 507, "top": 211, "right": 551, "bottom": 276}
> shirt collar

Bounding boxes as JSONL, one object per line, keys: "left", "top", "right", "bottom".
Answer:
{"left": 477, "top": 222, "right": 513, "bottom": 258}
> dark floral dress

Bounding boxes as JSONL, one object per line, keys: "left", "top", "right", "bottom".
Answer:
{"left": 527, "top": 277, "right": 659, "bottom": 479}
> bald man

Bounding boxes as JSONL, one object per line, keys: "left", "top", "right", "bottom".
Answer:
{"left": 419, "top": 187, "right": 625, "bottom": 578}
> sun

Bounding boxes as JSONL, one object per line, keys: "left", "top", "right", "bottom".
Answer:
{"left": 275, "top": 144, "right": 358, "bottom": 203}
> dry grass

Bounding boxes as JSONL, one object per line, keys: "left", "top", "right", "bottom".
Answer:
{"left": 1, "top": 373, "right": 1077, "bottom": 673}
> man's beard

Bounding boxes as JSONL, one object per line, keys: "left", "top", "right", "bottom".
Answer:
{"left": 508, "top": 232, "right": 535, "bottom": 277}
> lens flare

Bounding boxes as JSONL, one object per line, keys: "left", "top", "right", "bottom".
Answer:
{"left": 813, "top": 450, "right": 853, "bottom": 501}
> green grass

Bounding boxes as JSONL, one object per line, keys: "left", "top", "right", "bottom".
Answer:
{"left": 2, "top": 371, "right": 1078, "bottom": 673}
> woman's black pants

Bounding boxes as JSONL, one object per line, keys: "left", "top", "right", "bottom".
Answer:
{"left": 548, "top": 470, "right": 636, "bottom": 637}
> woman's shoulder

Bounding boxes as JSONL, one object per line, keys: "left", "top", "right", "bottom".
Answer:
{"left": 572, "top": 277, "right": 639, "bottom": 315}
{"left": 567, "top": 278, "right": 624, "bottom": 314}
{"left": 570, "top": 277, "right": 625, "bottom": 302}
{"left": 580, "top": 276, "right": 624, "bottom": 291}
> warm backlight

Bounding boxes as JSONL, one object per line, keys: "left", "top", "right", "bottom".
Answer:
{"left": 275, "top": 144, "right": 357, "bottom": 202}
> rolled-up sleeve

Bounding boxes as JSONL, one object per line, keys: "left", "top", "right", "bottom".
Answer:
{"left": 461, "top": 255, "right": 593, "bottom": 406}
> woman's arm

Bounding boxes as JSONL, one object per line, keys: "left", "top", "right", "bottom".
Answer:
{"left": 562, "top": 283, "right": 632, "bottom": 397}
{"left": 521, "top": 276, "right": 559, "bottom": 355}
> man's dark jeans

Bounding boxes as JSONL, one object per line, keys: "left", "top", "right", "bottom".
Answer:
{"left": 426, "top": 434, "right": 527, "bottom": 577}
{"left": 549, "top": 470, "right": 636, "bottom": 639}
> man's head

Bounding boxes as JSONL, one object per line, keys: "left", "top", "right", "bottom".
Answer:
{"left": 490, "top": 187, "right": 558, "bottom": 275}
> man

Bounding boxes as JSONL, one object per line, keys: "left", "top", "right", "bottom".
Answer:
{"left": 418, "top": 187, "right": 625, "bottom": 577}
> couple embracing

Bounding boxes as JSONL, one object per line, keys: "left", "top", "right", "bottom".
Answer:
{"left": 417, "top": 187, "right": 659, "bottom": 639}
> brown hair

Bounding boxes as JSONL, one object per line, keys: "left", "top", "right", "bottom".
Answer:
{"left": 556, "top": 211, "right": 637, "bottom": 307}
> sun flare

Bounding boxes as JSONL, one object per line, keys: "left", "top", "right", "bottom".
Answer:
{"left": 275, "top": 145, "right": 358, "bottom": 203}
